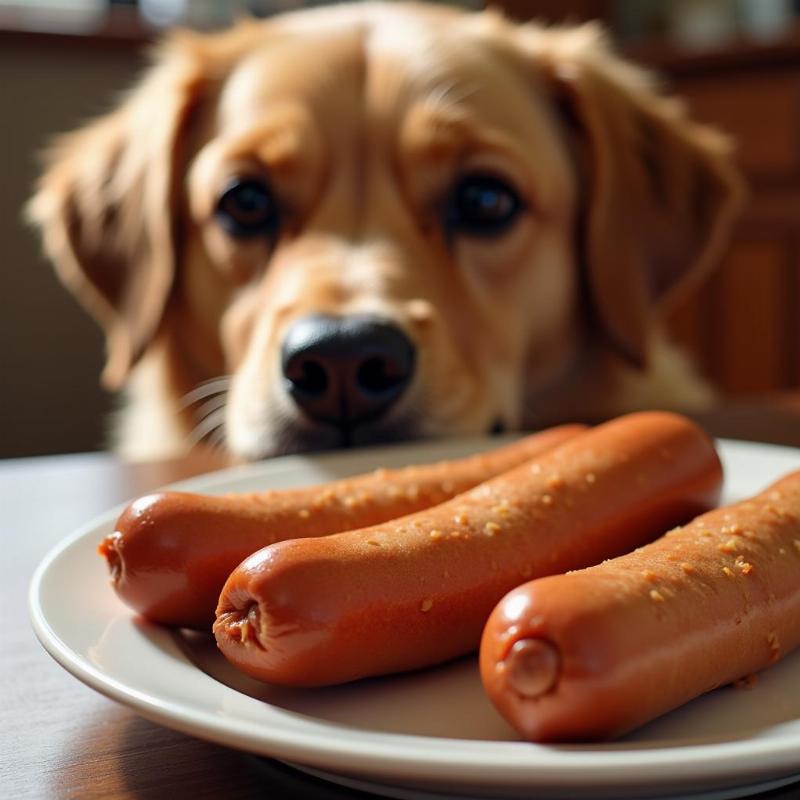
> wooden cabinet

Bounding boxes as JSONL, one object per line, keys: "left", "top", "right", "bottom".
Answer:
{"left": 680, "top": 73, "right": 800, "bottom": 182}
{"left": 659, "top": 47, "right": 800, "bottom": 395}
{"left": 495, "top": 1, "right": 800, "bottom": 396}
{"left": 670, "top": 236, "right": 799, "bottom": 393}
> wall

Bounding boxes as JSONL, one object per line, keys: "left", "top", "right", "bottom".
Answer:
{"left": 3, "top": 10, "right": 798, "bottom": 457}
{"left": 0, "top": 33, "right": 144, "bottom": 457}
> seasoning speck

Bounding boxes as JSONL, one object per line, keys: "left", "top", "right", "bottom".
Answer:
{"left": 733, "top": 674, "right": 758, "bottom": 689}
{"left": 420, "top": 599, "right": 433, "bottom": 613}
{"left": 767, "top": 631, "right": 780, "bottom": 662}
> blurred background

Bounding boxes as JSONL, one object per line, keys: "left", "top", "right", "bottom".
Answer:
{"left": 1, "top": 0, "right": 799, "bottom": 458}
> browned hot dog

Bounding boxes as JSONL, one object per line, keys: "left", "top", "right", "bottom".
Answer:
{"left": 100, "top": 425, "right": 584, "bottom": 628}
{"left": 213, "top": 412, "right": 722, "bottom": 687}
{"left": 480, "top": 470, "right": 800, "bottom": 742}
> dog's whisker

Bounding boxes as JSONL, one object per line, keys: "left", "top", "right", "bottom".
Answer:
{"left": 428, "top": 79, "right": 482, "bottom": 112}
{"left": 180, "top": 390, "right": 228, "bottom": 412}
{"left": 187, "top": 407, "right": 227, "bottom": 447}
{"left": 180, "top": 376, "right": 232, "bottom": 409}
{"left": 207, "top": 425, "right": 228, "bottom": 453}
{"left": 194, "top": 394, "right": 229, "bottom": 423}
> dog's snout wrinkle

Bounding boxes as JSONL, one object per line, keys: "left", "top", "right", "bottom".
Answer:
{"left": 281, "top": 314, "right": 415, "bottom": 433}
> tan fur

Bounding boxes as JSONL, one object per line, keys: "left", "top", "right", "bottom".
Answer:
{"left": 28, "top": 2, "right": 743, "bottom": 461}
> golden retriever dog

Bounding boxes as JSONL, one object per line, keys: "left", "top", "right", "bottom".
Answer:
{"left": 29, "top": 2, "right": 742, "bottom": 461}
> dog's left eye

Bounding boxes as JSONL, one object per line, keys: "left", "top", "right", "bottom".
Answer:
{"left": 446, "top": 174, "right": 522, "bottom": 237}
{"left": 215, "top": 179, "right": 279, "bottom": 238}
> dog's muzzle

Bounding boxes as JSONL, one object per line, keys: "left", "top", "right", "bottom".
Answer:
{"left": 281, "top": 314, "right": 416, "bottom": 435}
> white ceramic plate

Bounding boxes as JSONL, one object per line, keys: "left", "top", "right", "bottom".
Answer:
{"left": 30, "top": 437, "right": 800, "bottom": 800}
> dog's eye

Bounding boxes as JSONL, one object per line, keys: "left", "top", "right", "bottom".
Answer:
{"left": 215, "top": 179, "right": 279, "bottom": 238}
{"left": 446, "top": 174, "right": 522, "bottom": 237}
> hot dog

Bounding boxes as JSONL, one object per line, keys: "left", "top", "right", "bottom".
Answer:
{"left": 214, "top": 412, "right": 722, "bottom": 687}
{"left": 100, "top": 424, "right": 585, "bottom": 629}
{"left": 480, "top": 470, "right": 800, "bottom": 742}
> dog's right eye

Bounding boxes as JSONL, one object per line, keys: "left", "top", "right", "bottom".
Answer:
{"left": 215, "top": 179, "right": 279, "bottom": 238}
{"left": 445, "top": 174, "right": 523, "bottom": 238}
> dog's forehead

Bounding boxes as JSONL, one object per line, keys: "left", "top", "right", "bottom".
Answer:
{"left": 217, "top": 9, "right": 519, "bottom": 130}
{"left": 210, "top": 8, "right": 574, "bottom": 217}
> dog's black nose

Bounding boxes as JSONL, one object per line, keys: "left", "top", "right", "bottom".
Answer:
{"left": 281, "top": 314, "right": 416, "bottom": 430}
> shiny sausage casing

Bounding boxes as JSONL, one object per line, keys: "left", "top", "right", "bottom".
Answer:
{"left": 480, "top": 470, "right": 800, "bottom": 742}
{"left": 100, "top": 425, "right": 585, "bottom": 628}
{"left": 214, "top": 412, "right": 722, "bottom": 687}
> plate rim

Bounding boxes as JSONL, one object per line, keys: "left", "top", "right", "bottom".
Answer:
{"left": 28, "top": 436, "right": 800, "bottom": 792}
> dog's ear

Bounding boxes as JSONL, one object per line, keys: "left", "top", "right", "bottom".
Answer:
{"left": 518, "top": 23, "right": 744, "bottom": 367}
{"left": 27, "top": 34, "right": 207, "bottom": 389}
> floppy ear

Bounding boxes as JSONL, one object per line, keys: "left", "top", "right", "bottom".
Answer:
{"left": 520, "top": 23, "right": 744, "bottom": 367}
{"left": 27, "top": 34, "right": 206, "bottom": 389}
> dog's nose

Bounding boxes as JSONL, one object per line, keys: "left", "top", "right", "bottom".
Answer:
{"left": 281, "top": 314, "right": 416, "bottom": 429}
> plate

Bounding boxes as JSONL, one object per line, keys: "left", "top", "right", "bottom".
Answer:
{"left": 29, "top": 436, "right": 800, "bottom": 800}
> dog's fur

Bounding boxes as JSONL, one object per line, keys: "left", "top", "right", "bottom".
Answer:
{"left": 29, "top": 2, "right": 742, "bottom": 461}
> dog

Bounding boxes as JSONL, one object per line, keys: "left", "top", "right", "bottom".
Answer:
{"left": 29, "top": 1, "right": 742, "bottom": 461}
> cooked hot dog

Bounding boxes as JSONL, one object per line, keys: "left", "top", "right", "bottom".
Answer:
{"left": 214, "top": 412, "right": 722, "bottom": 687}
{"left": 100, "top": 425, "right": 584, "bottom": 628}
{"left": 480, "top": 470, "right": 800, "bottom": 742}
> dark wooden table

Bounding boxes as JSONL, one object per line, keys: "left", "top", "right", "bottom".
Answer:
{"left": 5, "top": 407, "right": 800, "bottom": 800}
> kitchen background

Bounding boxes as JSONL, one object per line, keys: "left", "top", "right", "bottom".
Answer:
{"left": 1, "top": 0, "right": 799, "bottom": 457}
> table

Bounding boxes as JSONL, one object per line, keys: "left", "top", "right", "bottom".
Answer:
{"left": 4, "top": 409, "right": 800, "bottom": 800}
